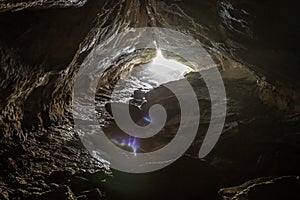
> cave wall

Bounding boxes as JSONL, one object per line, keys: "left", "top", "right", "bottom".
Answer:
{"left": 1, "top": 0, "right": 299, "bottom": 137}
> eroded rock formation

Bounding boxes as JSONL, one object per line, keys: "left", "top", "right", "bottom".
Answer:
{"left": 0, "top": 0, "right": 299, "bottom": 199}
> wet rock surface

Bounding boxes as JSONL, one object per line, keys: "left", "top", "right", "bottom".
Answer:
{"left": 219, "top": 176, "right": 300, "bottom": 200}
{"left": 0, "top": 0, "right": 87, "bottom": 13}
{"left": 0, "top": 0, "right": 300, "bottom": 199}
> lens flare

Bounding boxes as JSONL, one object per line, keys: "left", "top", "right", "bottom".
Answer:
{"left": 143, "top": 116, "right": 152, "bottom": 123}
{"left": 111, "top": 136, "right": 139, "bottom": 156}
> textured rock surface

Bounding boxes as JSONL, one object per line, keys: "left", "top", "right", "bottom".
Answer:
{"left": 0, "top": 0, "right": 299, "bottom": 199}
{"left": 219, "top": 176, "right": 300, "bottom": 200}
{"left": 0, "top": 0, "right": 87, "bottom": 13}
{"left": 32, "top": 185, "right": 77, "bottom": 200}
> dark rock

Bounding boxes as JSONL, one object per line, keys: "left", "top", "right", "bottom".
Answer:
{"left": 49, "top": 183, "right": 60, "bottom": 190}
{"left": 77, "top": 195, "right": 87, "bottom": 200}
{"left": 219, "top": 176, "right": 300, "bottom": 200}
{"left": 133, "top": 90, "right": 145, "bottom": 100}
{"left": 32, "top": 185, "right": 76, "bottom": 200}
{"left": 46, "top": 170, "right": 74, "bottom": 185}
{"left": 104, "top": 156, "right": 220, "bottom": 200}
{"left": 67, "top": 176, "right": 94, "bottom": 196}
{"left": 0, "top": 188, "right": 10, "bottom": 200}
{"left": 75, "top": 170, "right": 109, "bottom": 185}
{"left": 77, "top": 188, "right": 104, "bottom": 200}
{"left": 104, "top": 102, "right": 144, "bottom": 123}
{"left": 0, "top": 0, "right": 87, "bottom": 13}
